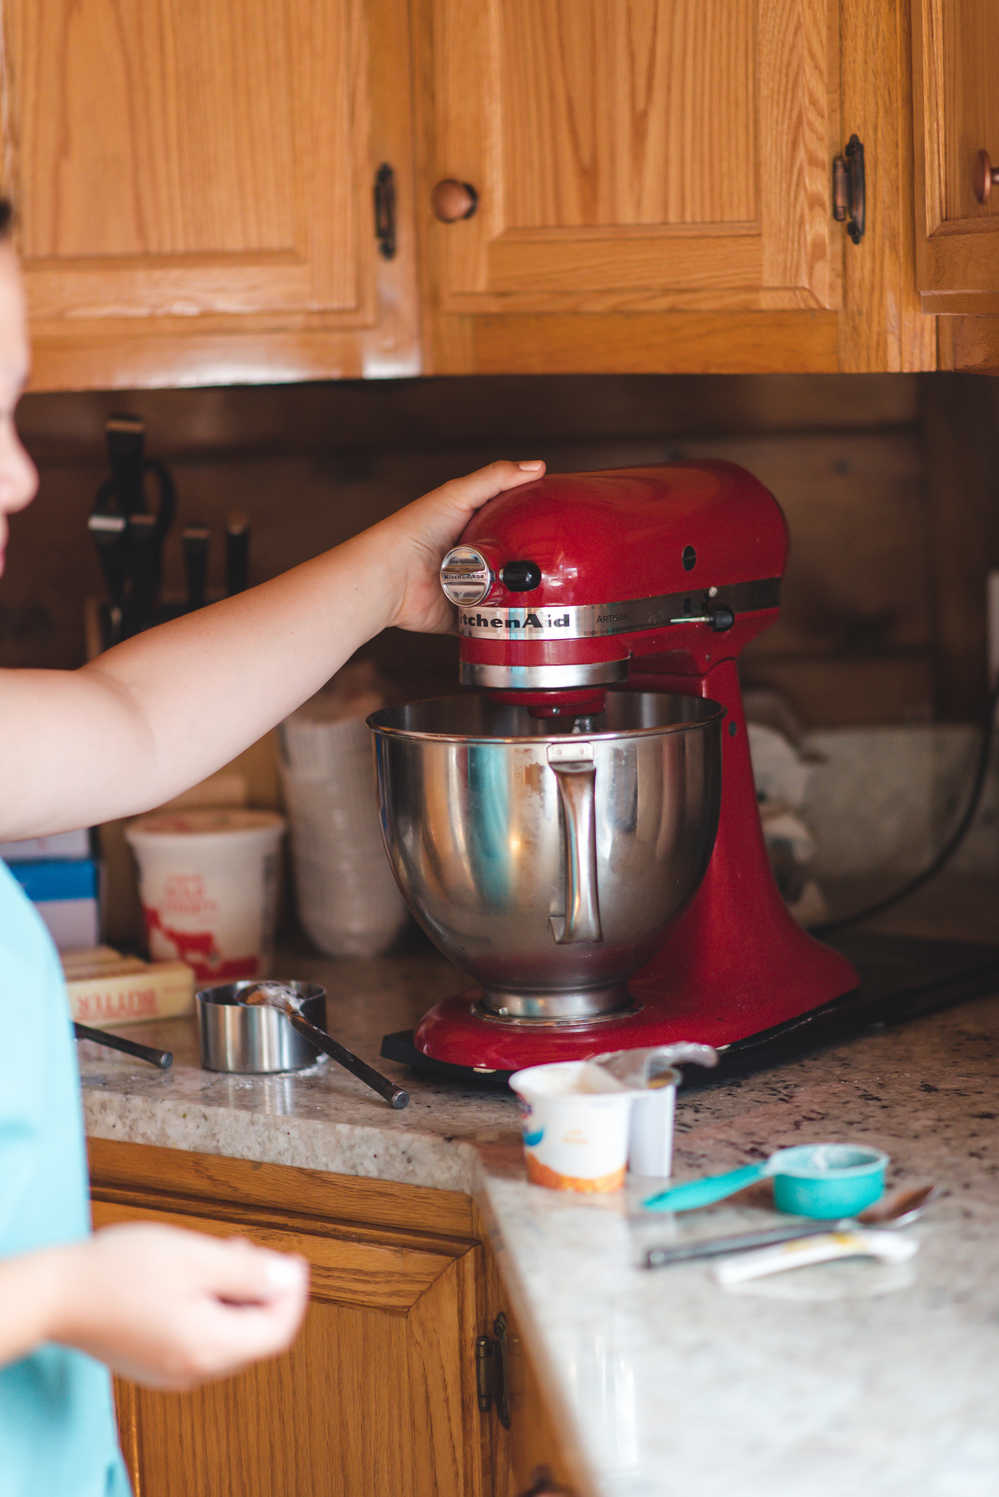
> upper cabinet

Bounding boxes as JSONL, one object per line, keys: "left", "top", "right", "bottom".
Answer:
{"left": 1, "top": 0, "right": 420, "bottom": 389}
{"left": 420, "top": 0, "right": 835, "bottom": 317}
{"left": 0, "top": 0, "right": 945, "bottom": 385}
{"left": 913, "top": 0, "right": 999, "bottom": 311}
{"left": 414, "top": 0, "right": 935, "bottom": 375}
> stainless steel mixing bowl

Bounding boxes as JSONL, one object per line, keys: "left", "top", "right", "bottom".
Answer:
{"left": 368, "top": 693, "right": 723, "bottom": 1020}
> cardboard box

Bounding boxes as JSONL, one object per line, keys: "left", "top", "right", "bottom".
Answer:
{"left": 62, "top": 947, "right": 195, "bottom": 1027}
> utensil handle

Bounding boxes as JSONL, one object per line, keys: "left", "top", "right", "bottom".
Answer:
{"left": 712, "top": 1229, "right": 918, "bottom": 1286}
{"left": 182, "top": 526, "right": 211, "bottom": 610}
{"left": 74, "top": 1022, "right": 173, "bottom": 1071}
{"left": 643, "top": 1162, "right": 765, "bottom": 1213}
{"left": 644, "top": 1218, "right": 851, "bottom": 1268}
{"left": 145, "top": 460, "right": 177, "bottom": 547}
{"left": 287, "top": 1011, "right": 408, "bottom": 1109}
{"left": 225, "top": 513, "right": 250, "bottom": 596}
{"left": 548, "top": 749, "right": 602, "bottom": 944}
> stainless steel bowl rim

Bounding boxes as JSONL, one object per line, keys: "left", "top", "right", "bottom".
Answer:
{"left": 367, "top": 694, "right": 726, "bottom": 744}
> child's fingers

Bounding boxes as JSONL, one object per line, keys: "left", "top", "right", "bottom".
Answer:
{"left": 434, "top": 459, "right": 545, "bottom": 516}
{"left": 208, "top": 1240, "right": 310, "bottom": 1307}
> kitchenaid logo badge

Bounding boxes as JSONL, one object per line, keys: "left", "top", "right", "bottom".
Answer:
{"left": 459, "top": 608, "right": 571, "bottom": 634}
{"left": 458, "top": 604, "right": 569, "bottom": 628}
{"left": 456, "top": 602, "right": 647, "bottom": 638}
{"left": 456, "top": 599, "right": 650, "bottom": 638}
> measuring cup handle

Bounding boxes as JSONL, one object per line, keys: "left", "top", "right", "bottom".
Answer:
{"left": 547, "top": 746, "right": 602, "bottom": 944}
{"left": 643, "top": 1162, "right": 766, "bottom": 1213}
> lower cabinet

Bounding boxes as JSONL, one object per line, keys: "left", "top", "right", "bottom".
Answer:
{"left": 88, "top": 1140, "right": 579, "bottom": 1497}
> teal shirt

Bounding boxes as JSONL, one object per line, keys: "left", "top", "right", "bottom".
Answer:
{"left": 0, "top": 861, "right": 130, "bottom": 1497}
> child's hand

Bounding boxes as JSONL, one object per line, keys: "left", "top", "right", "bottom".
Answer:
{"left": 378, "top": 459, "right": 545, "bottom": 634}
{"left": 44, "top": 1224, "right": 309, "bottom": 1390}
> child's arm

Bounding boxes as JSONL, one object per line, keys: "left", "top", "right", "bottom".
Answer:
{"left": 0, "top": 1224, "right": 309, "bottom": 1389}
{"left": 0, "top": 459, "right": 543, "bottom": 838}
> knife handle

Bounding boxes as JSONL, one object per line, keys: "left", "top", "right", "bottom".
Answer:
{"left": 123, "top": 512, "right": 159, "bottom": 636}
{"left": 88, "top": 483, "right": 129, "bottom": 645}
{"left": 225, "top": 513, "right": 250, "bottom": 596}
{"left": 105, "top": 414, "right": 146, "bottom": 517}
{"left": 182, "top": 526, "right": 211, "bottom": 611}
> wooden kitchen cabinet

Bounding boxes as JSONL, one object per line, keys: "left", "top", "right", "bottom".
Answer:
{"left": 913, "top": 0, "right": 999, "bottom": 311}
{"left": 1, "top": 0, "right": 938, "bottom": 384}
{"left": 414, "top": 0, "right": 936, "bottom": 375}
{"left": 0, "top": 0, "right": 420, "bottom": 390}
{"left": 88, "top": 1139, "right": 575, "bottom": 1497}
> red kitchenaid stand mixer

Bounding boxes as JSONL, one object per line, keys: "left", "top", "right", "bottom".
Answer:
{"left": 377, "top": 462, "right": 859, "bottom": 1073}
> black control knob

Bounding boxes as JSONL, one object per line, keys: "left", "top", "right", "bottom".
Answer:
{"left": 708, "top": 605, "right": 735, "bottom": 632}
{"left": 501, "top": 559, "right": 542, "bottom": 592}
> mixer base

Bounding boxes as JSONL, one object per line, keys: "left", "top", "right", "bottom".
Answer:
{"left": 382, "top": 931, "right": 999, "bottom": 1087}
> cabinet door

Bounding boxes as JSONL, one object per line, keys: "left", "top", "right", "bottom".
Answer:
{"left": 92, "top": 1199, "right": 488, "bottom": 1497}
{"left": 913, "top": 0, "right": 999, "bottom": 307}
{"left": 418, "top": 0, "right": 839, "bottom": 320}
{"left": 1, "top": 0, "right": 419, "bottom": 388}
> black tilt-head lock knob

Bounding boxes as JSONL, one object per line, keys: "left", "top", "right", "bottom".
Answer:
{"left": 501, "top": 560, "right": 543, "bottom": 592}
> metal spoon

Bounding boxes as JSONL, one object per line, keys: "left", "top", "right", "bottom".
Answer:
{"left": 643, "top": 1183, "right": 940, "bottom": 1269}
{"left": 241, "top": 983, "right": 408, "bottom": 1109}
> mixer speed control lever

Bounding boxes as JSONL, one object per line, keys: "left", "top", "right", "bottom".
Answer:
{"left": 708, "top": 604, "right": 735, "bottom": 631}
{"left": 670, "top": 604, "right": 735, "bottom": 632}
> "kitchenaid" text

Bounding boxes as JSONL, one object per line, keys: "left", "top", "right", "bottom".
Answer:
{"left": 459, "top": 612, "right": 571, "bottom": 630}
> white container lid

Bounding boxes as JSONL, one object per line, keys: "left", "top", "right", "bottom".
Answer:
{"left": 125, "top": 809, "right": 285, "bottom": 848}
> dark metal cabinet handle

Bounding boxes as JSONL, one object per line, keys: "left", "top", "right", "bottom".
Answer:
{"left": 374, "top": 163, "right": 396, "bottom": 259}
{"left": 832, "top": 134, "right": 865, "bottom": 243}
{"left": 475, "top": 1313, "right": 510, "bottom": 1428}
{"left": 431, "top": 178, "right": 478, "bottom": 221}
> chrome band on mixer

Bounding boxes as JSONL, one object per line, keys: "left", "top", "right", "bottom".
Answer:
{"left": 456, "top": 578, "right": 781, "bottom": 641}
{"left": 459, "top": 659, "right": 628, "bottom": 690}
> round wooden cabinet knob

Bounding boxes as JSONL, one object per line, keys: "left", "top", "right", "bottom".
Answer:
{"left": 431, "top": 179, "right": 478, "bottom": 222}
{"left": 973, "top": 149, "right": 999, "bottom": 204}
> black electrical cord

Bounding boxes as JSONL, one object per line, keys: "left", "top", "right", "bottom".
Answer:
{"left": 811, "top": 670, "right": 999, "bottom": 937}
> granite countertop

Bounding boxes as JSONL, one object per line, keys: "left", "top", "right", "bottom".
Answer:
{"left": 79, "top": 881, "right": 999, "bottom": 1497}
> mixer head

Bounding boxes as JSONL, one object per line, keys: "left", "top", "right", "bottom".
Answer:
{"left": 440, "top": 461, "right": 788, "bottom": 716}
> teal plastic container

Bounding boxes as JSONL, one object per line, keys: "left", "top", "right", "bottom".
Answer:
{"left": 643, "top": 1140, "right": 889, "bottom": 1217}
{"left": 769, "top": 1143, "right": 889, "bottom": 1218}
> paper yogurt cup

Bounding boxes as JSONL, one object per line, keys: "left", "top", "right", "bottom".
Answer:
{"left": 125, "top": 809, "right": 284, "bottom": 984}
{"left": 509, "top": 1060, "right": 640, "bottom": 1193}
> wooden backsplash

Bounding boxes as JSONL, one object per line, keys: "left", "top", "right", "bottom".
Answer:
{"left": 3, "top": 372, "right": 998, "bottom": 726}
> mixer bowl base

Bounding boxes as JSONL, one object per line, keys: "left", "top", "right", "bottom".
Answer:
{"left": 416, "top": 988, "right": 690, "bottom": 1069}
{"left": 476, "top": 982, "right": 632, "bottom": 1021}
{"left": 471, "top": 996, "right": 642, "bottom": 1028}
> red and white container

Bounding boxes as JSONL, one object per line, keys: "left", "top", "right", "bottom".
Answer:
{"left": 125, "top": 810, "right": 284, "bottom": 983}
